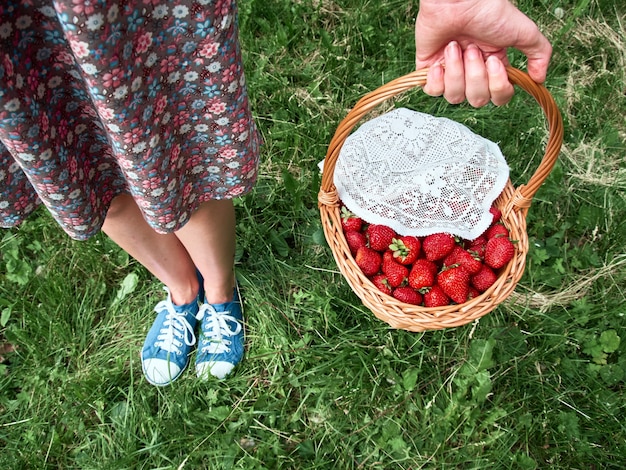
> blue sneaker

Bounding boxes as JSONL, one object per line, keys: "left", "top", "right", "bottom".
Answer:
{"left": 141, "top": 287, "right": 200, "bottom": 386}
{"left": 195, "top": 286, "right": 244, "bottom": 379}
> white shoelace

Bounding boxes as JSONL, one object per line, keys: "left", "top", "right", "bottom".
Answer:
{"left": 153, "top": 298, "right": 197, "bottom": 355}
{"left": 196, "top": 304, "right": 242, "bottom": 355}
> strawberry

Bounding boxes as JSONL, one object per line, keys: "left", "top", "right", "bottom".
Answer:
{"left": 408, "top": 259, "right": 437, "bottom": 290}
{"left": 422, "top": 233, "right": 456, "bottom": 261}
{"left": 371, "top": 274, "right": 392, "bottom": 295}
{"left": 471, "top": 264, "right": 498, "bottom": 292}
{"left": 443, "top": 248, "right": 457, "bottom": 267}
{"left": 489, "top": 206, "right": 502, "bottom": 224}
{"left": 467, "top": 235, "right": 487, "bottom": 260}
{"left": 340, "top": 206, "right": 363, "bottom": 232}
{"left": 423, "top": 285, "right": 450, "bottom": 308}
{"left": 389, "top": 236, "right": 421, "bottom": 265}
{"left": 392, "top": 286, "right": 423, "bottom": 305}
{"left": 366, "top": 224, "right": 397, "bottom": 252}
{"left": 485, "top": 223, "right": 510, "bottom": 240}
{"left": 444, "top": 246, "right": 483, "bottom": 275}
{"left": 484, "top": 236, "right": 515, "bottom": 269}
{"left": 459, "top": 249, "right": 484, "bottom": 275}
{"left": 355, "top": 246, "right": 382, "bottom": 276}
{"left": 345, "top": 230, "right": 367, "bottom": 256}
{"left": 468, "top": 286, "right": 481, "bottom": 300}
{"left": 437, "top": 265, "right": 470, "bottom": 304}
{"left": 382, "top": 251, "right": 409, "bottom": 288}
{"left": 469, "top": 234, "right": 487, "bottom": 246}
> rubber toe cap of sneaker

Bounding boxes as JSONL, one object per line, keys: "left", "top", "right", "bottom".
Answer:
{"left": 142, "top": 358, "right": 182, "bottom": 386}
{"left": 196, "top": 361, "right": 234, "bottom": 380}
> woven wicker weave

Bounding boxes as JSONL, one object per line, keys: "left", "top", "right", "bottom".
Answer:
{"left": 318, "top": 67, "right": 563, "bottom": 332}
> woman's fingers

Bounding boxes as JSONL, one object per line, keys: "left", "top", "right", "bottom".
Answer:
{"left": 442, "top": 42, "right": 466, "bottom": 104}
{"left": 463, "top": 44, "right": 490, "bottom": 107}
{"left": 421, "top": 43, "right": 514, "bottom": 107}
{"left": 485, "top": 55, "right": 515, "bottom": 106}
{"left": 423, "top": 62, "right": 445, "bottom": 97}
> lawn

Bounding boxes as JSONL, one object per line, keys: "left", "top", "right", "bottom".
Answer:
{"left": 1, "top": 0, "right": 625, "bottom": 468}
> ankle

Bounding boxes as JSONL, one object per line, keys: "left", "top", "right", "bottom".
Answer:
{"left": 203, "top": 281, "right": 235, "bottom": 305}
{"left": 169, "top": 280, "right": 201, "bottom": 306}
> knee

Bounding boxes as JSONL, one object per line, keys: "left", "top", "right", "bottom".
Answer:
{"left": 104, "top": 194, "right": 136, "bottom": 221}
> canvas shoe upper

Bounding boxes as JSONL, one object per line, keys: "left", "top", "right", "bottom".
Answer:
{"left": 195, "top": 286, "right": 244, "bottom": 380}
{"left": 141, "top": 287, "right": 200, "bottom": 386}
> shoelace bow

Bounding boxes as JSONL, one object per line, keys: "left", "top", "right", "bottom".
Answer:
{"left": 153, "top": 299, "right": 197, "bottom": 355}
{"left": 196, "top": 304, "right": 242, "bottom": 354}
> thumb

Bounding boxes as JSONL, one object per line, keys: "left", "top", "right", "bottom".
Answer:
{"left": 525, "top": 45, "right": 552, "bottom": 83}
{"left": 514, "top": 25, "right": 553, "bottom": 83}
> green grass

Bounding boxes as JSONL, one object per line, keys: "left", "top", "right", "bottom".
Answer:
{"left": 1, "top": 0, "right": 626, "bottom": 468}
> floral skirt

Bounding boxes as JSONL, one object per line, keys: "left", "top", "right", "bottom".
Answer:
{"left": 0, "top": 0, "right": 260, "bottom": 240}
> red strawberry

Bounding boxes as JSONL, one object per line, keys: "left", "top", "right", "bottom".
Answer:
{"left": 459, "top": 250, "right": 484, "bottom": 275}
{"left": 484, "top": 236, "right": 515, "bottom": 269}
{"left": 444, "top": 246, "right": 483, "bottom": 275}
{"left": 467, "top": 235, "right": 487, "bottom": 260}
{"left": 382, "top": 251, "right": 409, "bottom": 288}
{"left": 366, "top": 224, "right": 397, "bottom": 252}
{"left": 340, "top": 206, "right": 363, "bottom": 232}
{"left": 392, "top": 286, "right": 423, "bottom": 305}
{"left": 422, "top": 233, "right": 456, "bottom": 261}
{"left": 443, "top": 248, "right": 457, "bottom": 267}
{"left": 469, "top": 234, "right": 487, "bottom": 246}
{"left": 423, "top": 285, "right": 450, "bottom": 307}
{"left": 485, "top": 223, "right": 510, "bottom": 240}
{"left": 471, "top": 264, "right": 498, "bottom": 292}
{"left": 468, "top": 286, "right": 481, "bottom": 300}
{"left": 389, "top": 236, "right": 421, "bottom": 265}
{"left": 408, "top": 259, "right": 437, "bottom": 290}
{"left": 355, "top": 246, "right": 382, "bottom": 276}
{"left": 489, "top": 206, "right": 502, "bottom": 224}
{"left": 345, "top": 230, "right": 367, "bottom": 256}
{"left": 437, "top": 265, "right": 470, "bottom": 304}
{"left": 371, "top": 274, "right": 392, "bottom": 295}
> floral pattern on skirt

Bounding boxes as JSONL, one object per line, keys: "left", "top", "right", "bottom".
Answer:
{"left": 0, "top": 0, "right": 260, "bottom": 240}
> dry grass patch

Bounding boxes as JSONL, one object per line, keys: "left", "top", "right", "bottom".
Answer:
{"left": 509, "top": 254, "right": 626, "bottom": 312}
{"left": 561, "top": 138, "right": 626, "bottom": 190}
{"left": 562, "top": 15, "right": 626, "bottom": 124}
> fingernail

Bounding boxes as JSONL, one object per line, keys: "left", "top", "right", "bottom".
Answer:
{"left": 486, "top": 55, "right": 500, "bottom": 73}
{"left": 446, "top": 41, "right": 458, "bottom": 53}
{"left": 445, "top": 41, "right": 461, "bottom": 62}
{"left": 466, "top": 44, "right": 481, "bottom": 61}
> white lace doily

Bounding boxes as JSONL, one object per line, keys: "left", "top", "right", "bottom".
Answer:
{"left": 333, "top": 108, "right": 509, "bottom": 240}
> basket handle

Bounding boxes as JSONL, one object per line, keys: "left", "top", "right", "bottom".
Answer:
{"left": 319, "top": 67, "right": 563, "bottom": 215}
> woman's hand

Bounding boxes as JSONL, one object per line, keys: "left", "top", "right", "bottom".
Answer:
{"left": 414, "top": 0, "right": 552, "bottom": 106}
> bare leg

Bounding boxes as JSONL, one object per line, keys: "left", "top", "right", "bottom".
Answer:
{"left": 101, "top": 194, "right": 200, "bottom": 305}
{"left": 174, "top": 199, "right": 236, "bottom": 304}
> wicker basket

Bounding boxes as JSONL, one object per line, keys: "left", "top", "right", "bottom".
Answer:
{"left": 318, "top": 67, "right": 563, "bottom": 332}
